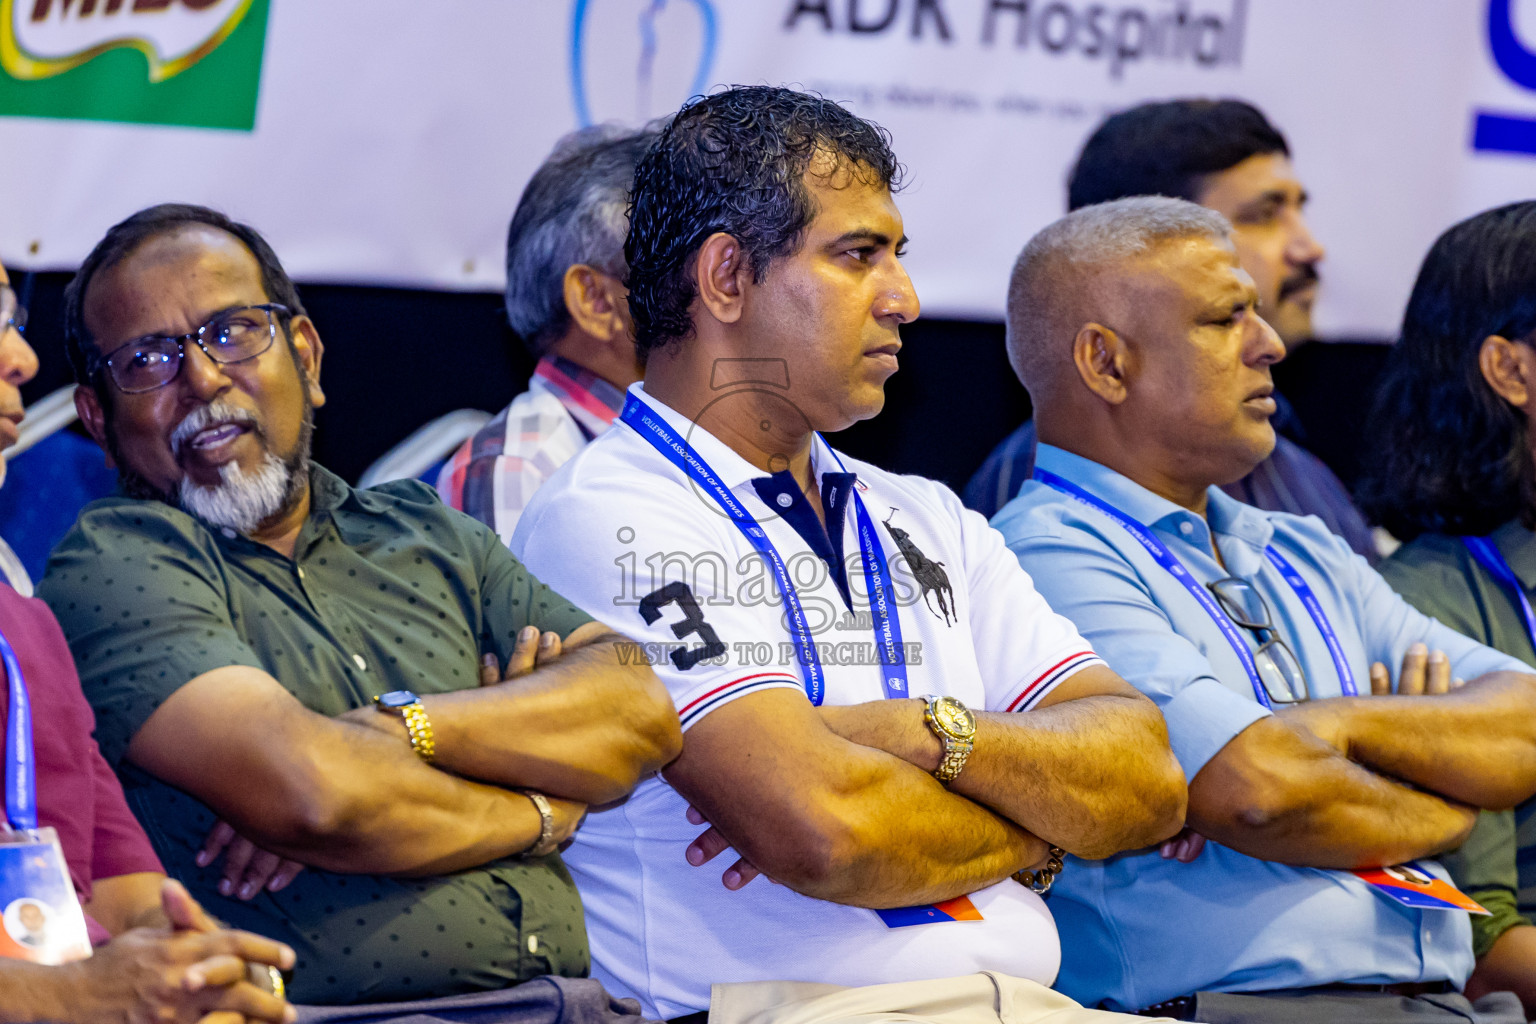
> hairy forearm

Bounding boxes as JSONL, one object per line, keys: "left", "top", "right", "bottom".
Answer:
{"left": 820, "top": 691, "right": 1186, "bottom": 859}
{"left": 1191, "top": 719, "right": 1477, "bottom": 868}
{"left": 423, "top": 633, "right": 681, "bottom": 803}
{"left": 966, "top": 696, "right": 1186, "bottom": 857}
{"left": 1324, "top": 672, "right": 1536, "bottom": 809}
{"left": 670, "top": 743, "right": 1047, "bottom": 908}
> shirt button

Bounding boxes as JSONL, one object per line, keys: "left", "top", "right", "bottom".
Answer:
{"left": 776, "top": 493, "right": 793, "bottom": 508}
{"left": 353, "top": 654, "right": 368, "bottom": 672}
{"left": 527, "top": 934, "right": 540, "bottom": 954}
{"left": 297, "top": 567, "right": 306, "bottom": 579}
{"left": 1178, "top": 521, "right": 1194, "bottom": 535}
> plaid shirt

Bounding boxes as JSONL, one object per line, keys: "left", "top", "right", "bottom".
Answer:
{"left": 436, "top": 356, "right": 624, "bottom": 544}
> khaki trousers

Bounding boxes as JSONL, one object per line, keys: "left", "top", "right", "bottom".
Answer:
{"left": 707, "top": 973, "right": 1180, "bottom": 1024}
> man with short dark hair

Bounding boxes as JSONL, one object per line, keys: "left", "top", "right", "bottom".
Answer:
{"left": 438, "top": 124, "right": 656, "bottom": 542}
{"left": 38, "top": 203, "right": 681, "bottom": 1007}
{"left": 966, "top": 99, "right": 1373, "bottom": 563}
{"left": 994, "top": 195, "right": 1536, "bottom": 1023}
{"left": 513, "top": 86, "right": 1186, "bottom": 1024}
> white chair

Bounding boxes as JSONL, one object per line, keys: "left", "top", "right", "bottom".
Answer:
{"left": 357, "top": 408, "right": 492, "bottom": 490}
{"left": 13, "top": 385, "right": 79, "bottom": 457}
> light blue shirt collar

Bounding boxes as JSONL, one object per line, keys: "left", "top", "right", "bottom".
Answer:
{"left": 1033, "top": 443, "right": 1276, "bottom": 578}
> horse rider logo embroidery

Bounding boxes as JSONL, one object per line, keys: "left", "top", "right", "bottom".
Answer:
{"left": 882, "top": 509, "right": 955, "bottom": 627}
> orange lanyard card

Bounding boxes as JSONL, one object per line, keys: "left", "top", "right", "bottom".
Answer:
{"left": 1353, "top": 863, "right": 1491, "bottom": 915}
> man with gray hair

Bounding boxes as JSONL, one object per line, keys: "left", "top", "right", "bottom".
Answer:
{"left": 439, "top": 124, "right": 656, "bottom": 542}
{"left": 992, "top": 196, "right": 1536, "bottom": 1023}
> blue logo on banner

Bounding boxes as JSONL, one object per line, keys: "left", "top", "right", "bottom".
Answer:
{"left": 1474, "top": 0, "right": 1536, "bottom": 155}
{"left": 570, "top": 0, "right": 718, "bottom": 128}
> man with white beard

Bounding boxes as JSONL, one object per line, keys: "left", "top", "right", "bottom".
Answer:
{"left": 36, "top": 204, "right": 682, "bottom": 1007}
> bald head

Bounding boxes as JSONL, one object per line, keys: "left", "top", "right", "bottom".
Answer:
{"left": 1006, "top": 196, "right": 1231, "bottom": 402}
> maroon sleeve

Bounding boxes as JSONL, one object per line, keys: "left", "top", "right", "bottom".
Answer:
{"left": 87, "top": 739, "right": 163, "bottom": 884}
{"left": 0, "top": 588, "right": 161, "bottom": 900}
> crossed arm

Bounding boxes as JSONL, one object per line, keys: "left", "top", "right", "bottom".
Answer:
{"left": 357, "top": 625, "right": 681, "bottom": 805}
{"left": 1183, "top": 663, "right": 1536, "bottom": 869}
{"left": 130, "top": 622, "right": 679, "bottom": 876}
{"left": 812, "top": 666, "right": 1186, "bottom": 858}
{"left": 669, "top": 667, "right": 1186, "bottom": 908}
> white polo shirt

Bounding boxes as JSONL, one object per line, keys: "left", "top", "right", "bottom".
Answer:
{"left": 511, "top": 384, "right": 1105, "bottom": 1019}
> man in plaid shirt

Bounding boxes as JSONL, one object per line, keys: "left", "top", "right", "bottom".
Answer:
{"left": 438, "top": 124, "right": 658, "bottom": 542}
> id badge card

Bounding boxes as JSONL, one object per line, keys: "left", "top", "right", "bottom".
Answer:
{"left": 876, "top": 894, "right": 984, "bottom": 928}
{"left": 1352, "top": 862, "right": 1491, "bottom": 915}
{"left": 0, "top": 827, "right": 92, "bottom": 964}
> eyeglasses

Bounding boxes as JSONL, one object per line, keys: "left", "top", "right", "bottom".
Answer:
{"left": 95, "top": 303, "right": 289, "bottom": 395}
{"left": 1206, "top": 576, "right": 1313, "bottom": 704}
{"left": 0, "top": 286, "right": 27, "bottom": 337}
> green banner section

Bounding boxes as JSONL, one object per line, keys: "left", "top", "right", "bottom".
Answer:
{"left": 0, "top": 0, "right": 269, "bottom": 131}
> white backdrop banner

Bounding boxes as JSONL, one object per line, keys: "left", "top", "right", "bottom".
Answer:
{"left": 2, "top": 0, "right": 1536, "bottom": 336}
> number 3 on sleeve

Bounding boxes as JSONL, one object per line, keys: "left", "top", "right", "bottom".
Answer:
{"left": 639, "top": 582, "right": 728, "bottom": 671}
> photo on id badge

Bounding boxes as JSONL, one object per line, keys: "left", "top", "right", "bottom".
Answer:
{"left": 0, "top": 829, "right": 91, "bottom": 964}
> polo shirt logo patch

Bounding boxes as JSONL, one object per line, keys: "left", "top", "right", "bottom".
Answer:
{"left": 882, "top": 510, "right": 956, "bottom": 627}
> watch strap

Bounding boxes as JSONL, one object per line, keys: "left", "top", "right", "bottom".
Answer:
{"left": 923, "top": 695, "right": 974, "bottom": 784}
{"left": 374, "top": 693, "right": 436, "bottom": 764}
{"left": 397, "top": 701, "right": 436, "bottom": 763}
{"left": 934, "top": 739, "right": 973, "bottom": 783}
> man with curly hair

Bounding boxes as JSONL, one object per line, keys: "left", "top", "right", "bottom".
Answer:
{"left": 512, "top": 85, "right": 1186, "bottom": 1024}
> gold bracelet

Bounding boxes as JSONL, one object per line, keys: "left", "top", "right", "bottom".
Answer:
{"left": 1014, "top": 846, "right": 1065, "bottom": 895}
{"left": 399, "top": 702, "right": 436, "bottom": 763}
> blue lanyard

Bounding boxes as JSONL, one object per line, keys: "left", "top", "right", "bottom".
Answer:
{"left": 1462, "top": 536, "right": 1536, "bottom": 653}
{"left": 0, "top": 627, "right": 33, "bottom": 832}
{"left": 621, "top": 393, "right": 908, "bottom": 703}
{"left": 1034, "top": 469, "right": 1356, "bottom": 707}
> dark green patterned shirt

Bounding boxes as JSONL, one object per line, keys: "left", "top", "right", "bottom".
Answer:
{"left": 39, "top": 465, "right": 592, "bottom": 1004}
{"left": 1380, "top": 519, "right": 1536, "bottom": 959}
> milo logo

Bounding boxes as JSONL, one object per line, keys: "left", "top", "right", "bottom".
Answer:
{"left": 0, "top": 0, "right": 269, "bottom": 129}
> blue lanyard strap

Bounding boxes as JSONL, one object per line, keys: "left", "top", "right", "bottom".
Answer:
{"left": 1263, "top": 546, "right": 1356, "bottom": 696}
{"left": 621, "top": 393, "right": 908, "bottom": 703}
{"left": 0, "top": 627, "right": 34, "bottom": 832}
{"left": 1033, "top": 469, "right": 1356, "bottom": 706}
{"left": 1463, "top": 535, "right": 1536, "bottom": 653}
{"left": 843, "top": 461, "right": 909, "bottom": 698}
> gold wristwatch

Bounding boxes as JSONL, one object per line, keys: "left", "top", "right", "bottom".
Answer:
{"left": 922, "top": 694, "right": 975, "bottom": 784}
{"left": 374, "top": 690, "right": 436, "bottom": 763}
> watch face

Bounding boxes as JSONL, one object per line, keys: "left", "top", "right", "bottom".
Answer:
{"left": 935, "top": 697, "right": 975, "bottom": 737}
{"left": 377, "top": 690, "right": 418, "bottom": 709}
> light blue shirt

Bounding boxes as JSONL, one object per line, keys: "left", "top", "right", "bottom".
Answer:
{"left": 993, "top": 444, "right": 1526, "bottom": 1011}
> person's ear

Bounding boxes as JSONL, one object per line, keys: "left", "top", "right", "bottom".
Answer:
{"left": 287, "top": 315, "right": 326, "bottom": 410}
{"left": 563, "top": 265, "right": 629, "bottom": 343}
{"left": 1478, "top": 334, "right": 1536, "bottom": 415}
{"left": 1071, "top": 323, "right": 1131, "bottom": 406}
{"left": 73, "top": 383, "right": 115, "bottom": 466}
{"left": 694, "top": 232, "right": 747, "bottom": 327}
